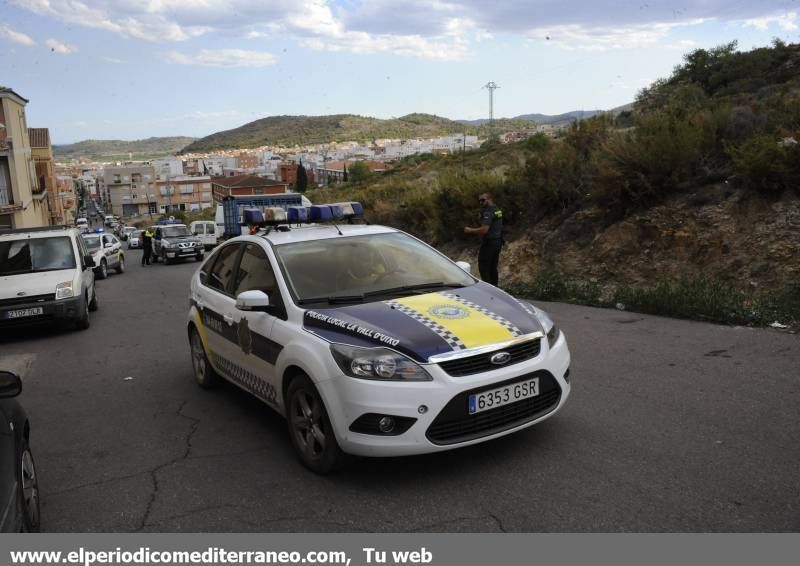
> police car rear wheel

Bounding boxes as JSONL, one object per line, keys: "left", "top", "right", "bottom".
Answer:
{"left": 286, "top": 375, "right": 344, "bottom": 474}
{"left": 190, "top": 329, "right": 218, "bottom": 388}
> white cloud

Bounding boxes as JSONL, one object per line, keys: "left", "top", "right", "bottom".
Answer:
{"left": 166, "top": 49, "right": 277, "bottom": 68}
{"left": 527, "top": 20, "right": 706, "bottom": 52}
{"left": 742, "top": 11, "right": 798, "bottom": 32}
{"left": 0, "top": 25, "right": 36, "bottom": 46}
{"left": 46, "top": 38, "right": 77, "bottom": 54}
{"left": 100, "top": 56, "right": 125, "bottom": 64}
{"left": 9, "top": 0, "right": 800, "bottom": 60}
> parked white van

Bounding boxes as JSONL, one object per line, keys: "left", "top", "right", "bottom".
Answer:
{"left": 189, "top": 220, "right": 218, "bottom": 250}
{"left": 0, "top": 226, "right": 98, "bottom": 330}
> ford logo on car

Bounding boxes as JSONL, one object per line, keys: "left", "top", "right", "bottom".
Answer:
{"left": 490, "top": 351, "right": 512, "bottom": 365}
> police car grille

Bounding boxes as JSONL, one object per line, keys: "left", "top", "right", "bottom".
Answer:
{"left": 437, "top": 338, "right": 541, "bottom": 377}
{"left": 0, "top": 294, "right": 56, "bottom": 308}
{"left": 426, "top": 371, "right": 561, "bottom": 445}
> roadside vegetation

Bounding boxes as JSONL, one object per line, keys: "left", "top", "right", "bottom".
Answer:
{"left": 506, "top": 274, "right": 800, "bottom": 328}
{"left": 308, "top": 40, "right": 800, "bottom": 329}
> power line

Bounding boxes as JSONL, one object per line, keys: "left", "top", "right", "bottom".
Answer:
{"left": 483, "top": 81, "right": 500, "bottom": 140}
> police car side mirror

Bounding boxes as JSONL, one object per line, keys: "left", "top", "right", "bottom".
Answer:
{"left": 236, "top": 290, "right": 271, "bottom": 312}
{"left": 456, "top": 261, "right": 471, "bottom": 272}
{"left": 104, "top": 242, "right": 113, "bottom": 248}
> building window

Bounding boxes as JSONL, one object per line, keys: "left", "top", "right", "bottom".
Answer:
{"left": 148, "top": 202, "right": 157, "bottom": 214}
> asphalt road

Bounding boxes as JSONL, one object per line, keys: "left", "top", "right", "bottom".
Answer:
{"left": 2, "top": 248, "right": 798, "bottom": 532}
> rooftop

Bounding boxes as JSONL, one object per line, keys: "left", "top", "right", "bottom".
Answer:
{"left": 212, "top": 174, "right": 288, "bottom": 189}
{"left": 0, "top": 86, "right": 29, "bottom": 104}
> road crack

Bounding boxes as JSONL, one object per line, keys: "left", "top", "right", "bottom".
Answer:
{"left": 487, "top": 512, "right": 508, "bottom": 532}
{"left": 136, "top": 400, "right": 200, "bottom": 532}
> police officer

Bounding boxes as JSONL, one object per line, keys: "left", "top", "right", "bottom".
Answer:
{"left": 141, "top": 227, "right": 154, "bottom": 266}
{"left": 464, "top": 192, "right": 503, "bottom": 286}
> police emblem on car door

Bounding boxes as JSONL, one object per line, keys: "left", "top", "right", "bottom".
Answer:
{"left": 227, "top": 243, "right": 281, "bottom": 406}
{"left": 237, "top": 317, "right": 253, "bottom": 356}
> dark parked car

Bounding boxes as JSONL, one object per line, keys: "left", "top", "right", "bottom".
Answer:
{"left": 0, "top": 371, "right": 39, "bottom": 532}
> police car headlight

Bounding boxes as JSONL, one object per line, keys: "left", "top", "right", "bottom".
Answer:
{"left": 330, "top": 345, "right": 432, "bottom": 382}
{"left": 55, "top": 281, "right": 74, "bottom": 300}
{"left": 523, "top": 301, "right": 560, "bottom": 349}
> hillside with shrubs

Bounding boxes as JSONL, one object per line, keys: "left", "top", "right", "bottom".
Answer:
{"left": 308, "top": 40, "right": 800, "bottom": 327}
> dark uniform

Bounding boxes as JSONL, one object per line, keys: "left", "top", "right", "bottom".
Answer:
{"left": 478, "top": 205, "right": 503, "bottom": 286}
{"left": 141, "top": 229, "right": 153, "bottom": 266}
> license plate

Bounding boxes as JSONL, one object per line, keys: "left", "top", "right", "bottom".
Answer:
{"left": 5, "top": 307, "right": 44, "bottom": 319}
{"left": 468, "top": 378, "right": 539, "bottom": 415}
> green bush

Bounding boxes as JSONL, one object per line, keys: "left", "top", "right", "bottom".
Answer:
{"left": 612, "top": 278, "right": 800, "bottom": 326}
{"left": 524, "top": 133, "right": 551, "bottom": 152}
{"left": 728, "top": 134, "right": 800, "bottom": 194}
{"left": 504, "top": 271, "right": 605, "bottom": 307}
{"left": 592, "top": 110, "right": 716, "bottom": 214}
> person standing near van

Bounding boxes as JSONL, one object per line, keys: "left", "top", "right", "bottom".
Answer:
{"left": 142, "top": 228, "right": 154, "bottom": 266}
{"left": 464, "top": 192, "right": 503, "bottom": 286}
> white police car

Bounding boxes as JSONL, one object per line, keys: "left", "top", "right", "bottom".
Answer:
{"left": 81, "top": 231, "right": 125, "bottom": 279}
{"left": 187, "top": 205, "right": 571, "bottom": 473}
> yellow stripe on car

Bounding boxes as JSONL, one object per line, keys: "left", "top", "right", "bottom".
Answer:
{"left": 391, "top": 292, "right": 516, "bottom": 349}
{"left": 193, "top": 309, "right": 212, "bottom": 356}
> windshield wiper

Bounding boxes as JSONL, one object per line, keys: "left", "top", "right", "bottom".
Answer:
{"left": 297, "top": 294, "right": 365, "bottom": 305}
{"left": 363, "top": 281, "right": 466, "bottom": 298}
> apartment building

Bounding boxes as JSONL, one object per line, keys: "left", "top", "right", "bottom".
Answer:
{"left": 0, "top": 87, "right": 50, "bottom": 229}
{"left": 279, "top": 161, "right": 316, "bottom": 187}
{"left": 151, "top": 157, "right": 183, "bottom": 180}
{"left": 237, "top": 153, "right": 258, "bottom": 169}
{"left": 101, "top": 164, "right": 157, "bottom": 217}
{"left": 155, "top": 175, "right": 213, "bottom": 213}
{"left": 30, "top": 128, "right": 74, "bottom": 225}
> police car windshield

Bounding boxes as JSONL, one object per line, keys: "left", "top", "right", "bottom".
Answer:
{"left": 275, "top": 232, "right": 474, "bottom": 305}
{"left": 163, "top": 226, "right": 190, "bottom": 238}
{"left": 82, "top": 235, "right": 101, "bottom": 251}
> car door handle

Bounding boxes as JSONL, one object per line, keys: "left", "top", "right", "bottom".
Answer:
{"left": 223, "top": 313, "right": 234, "bottom": 326}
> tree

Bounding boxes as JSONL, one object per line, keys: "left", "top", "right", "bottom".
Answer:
{"left": 342, "top": 163, "right": 349, "bottom": 182}
{"left": 348, "top": 161, "right": 373, "bottom": 184}
{"left": 296, "top": 161, "right": 308, "bottom": 192}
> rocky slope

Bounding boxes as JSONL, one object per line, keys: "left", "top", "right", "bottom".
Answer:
{"left": 447, "top": 187, "right": 800, "bottom": 293}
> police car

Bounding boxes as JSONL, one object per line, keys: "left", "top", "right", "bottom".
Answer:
{"left": 81, "top": 230, "right": 125, "bottom": 279}
{"left": 187, "top": 204, "right": 571, "bottom": 473}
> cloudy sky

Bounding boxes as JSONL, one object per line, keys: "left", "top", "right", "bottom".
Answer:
{"left": 1, "top": 0, "right": 798, "bottom": 143}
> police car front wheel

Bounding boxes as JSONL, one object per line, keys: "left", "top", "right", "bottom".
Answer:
{"left": 286, "top": 375, "right": 345, "bottom": 474}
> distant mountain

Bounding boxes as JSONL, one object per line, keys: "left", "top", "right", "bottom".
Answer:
{"left": 459, "top": 106, "right": 632, "bottom": 127}
{"left": 53, "top": 136, "right": 197, "bottom": 161}
{"left": 181, "top": 113, "right": 483, "bottom": 153}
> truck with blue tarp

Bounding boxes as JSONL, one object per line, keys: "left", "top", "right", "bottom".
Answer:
{"left": 220, "top": 194, "right": 305, "bottom": 239}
